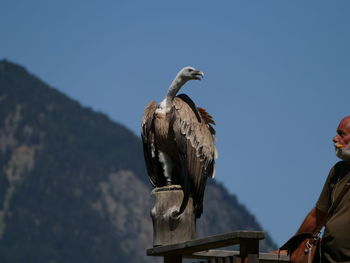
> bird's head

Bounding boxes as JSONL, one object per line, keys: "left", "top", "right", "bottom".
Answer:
{"left": 166, "top": 66, "right": 205, "bottom": 100}
{"left": 178, "top": 66, "right": 204, "bottom": 81}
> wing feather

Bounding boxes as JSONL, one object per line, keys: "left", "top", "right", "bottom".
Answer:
{"left": 141, "top": 101, "right": 165, "bottom": 187}
{"left": 197, "top": 107, "right": 215, "bottom": 125}
{"left": 172, "top": 95, "right": 217, "bottom": 217}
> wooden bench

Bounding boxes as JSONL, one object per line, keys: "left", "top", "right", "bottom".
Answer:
{"left": 147, "top": 230, "right": 289, "bottom": 263}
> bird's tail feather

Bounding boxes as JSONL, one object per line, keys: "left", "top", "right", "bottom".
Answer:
{"left": 176, "top": 156, "right": 191, "bottom": 217}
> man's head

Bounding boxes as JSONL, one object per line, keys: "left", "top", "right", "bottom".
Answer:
{"left": 333, "top": 116, "right": 350, "bottom": 162}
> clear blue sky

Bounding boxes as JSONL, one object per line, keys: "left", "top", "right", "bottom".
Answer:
{"left": 1, "top": 0, "right": 350, "bottom": 245}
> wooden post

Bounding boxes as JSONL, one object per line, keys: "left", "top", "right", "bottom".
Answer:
{"left": 164, "top": 255, "right": 182, "bottom": 263}
{"left": 151, "top": 185, "right": 196, "bottom": 247}
{"left": 239, "top": 239, "right": 259, "bottom": 263}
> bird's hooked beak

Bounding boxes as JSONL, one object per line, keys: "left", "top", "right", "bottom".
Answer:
{"left": 193, "top": 70, "right": 204, "bottom": 80}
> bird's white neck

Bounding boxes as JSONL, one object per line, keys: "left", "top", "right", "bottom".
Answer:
{"left": 165, "top": 76, "right": 186, "bottom": 109}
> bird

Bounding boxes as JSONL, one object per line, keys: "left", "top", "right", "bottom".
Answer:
{"left": 141, "top": 66, "right": 217, "bottom": 218}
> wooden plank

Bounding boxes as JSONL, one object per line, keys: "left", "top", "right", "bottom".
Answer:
{"left": 147, "top": 231, "right": 264, "bottom": 256}
{"left": 188, "top": 250, "right": 239, "bottom": 259}
{"left": 258, "top": 252, "right": 290, "bottom": 262}
{"left": 186, "top": 250, "right": 290, "bottom": 262}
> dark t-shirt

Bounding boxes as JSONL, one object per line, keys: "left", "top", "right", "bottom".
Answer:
{"left": 316, "top": 161, "right": 350, "bottom": 263}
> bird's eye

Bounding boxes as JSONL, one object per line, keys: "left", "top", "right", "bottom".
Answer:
{"left": 188, "top": 69, "right": 193, "bottom": 72}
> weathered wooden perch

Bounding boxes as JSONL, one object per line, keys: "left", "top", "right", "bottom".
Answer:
{"left": 148, "top": 187, "right": 290, "bottom": 262}
{"left": 151, "top": 185, "right": 196, "bottom": 246}
{"left": 147, "top": 230, "right": 290, "bottom": 263}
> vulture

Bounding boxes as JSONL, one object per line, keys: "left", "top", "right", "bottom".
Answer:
{"left": 141, "top": 66, "right": 217, "bottom": 218}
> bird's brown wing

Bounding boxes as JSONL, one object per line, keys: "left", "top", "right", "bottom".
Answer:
{"left": 197, "top": 107, "right": 216, "bottom": 125}
{"left": 197, "top": 106, "right": 216, "bottom": 141}
{"left": 171, "top": 94, "right": 217, "bottom": 217}
{"left": 141, "top": 101, "right": 165, "bottom": 187}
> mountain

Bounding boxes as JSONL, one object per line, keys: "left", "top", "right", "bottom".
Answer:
{"left": 0, "top": 60, "right": 276, "bottom": 263}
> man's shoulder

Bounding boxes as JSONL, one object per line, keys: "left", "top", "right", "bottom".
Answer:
{"left": 327, "top": 161, "right": 344, "bottom": 176}
{"left": 333, "top": 161, "right": 350, "bottom": 172}
{"left": 334, "top": 160, "right": 348, "bottom": 168}
{"left": 331, "top": 161, "right": 350, "bottom": 183}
